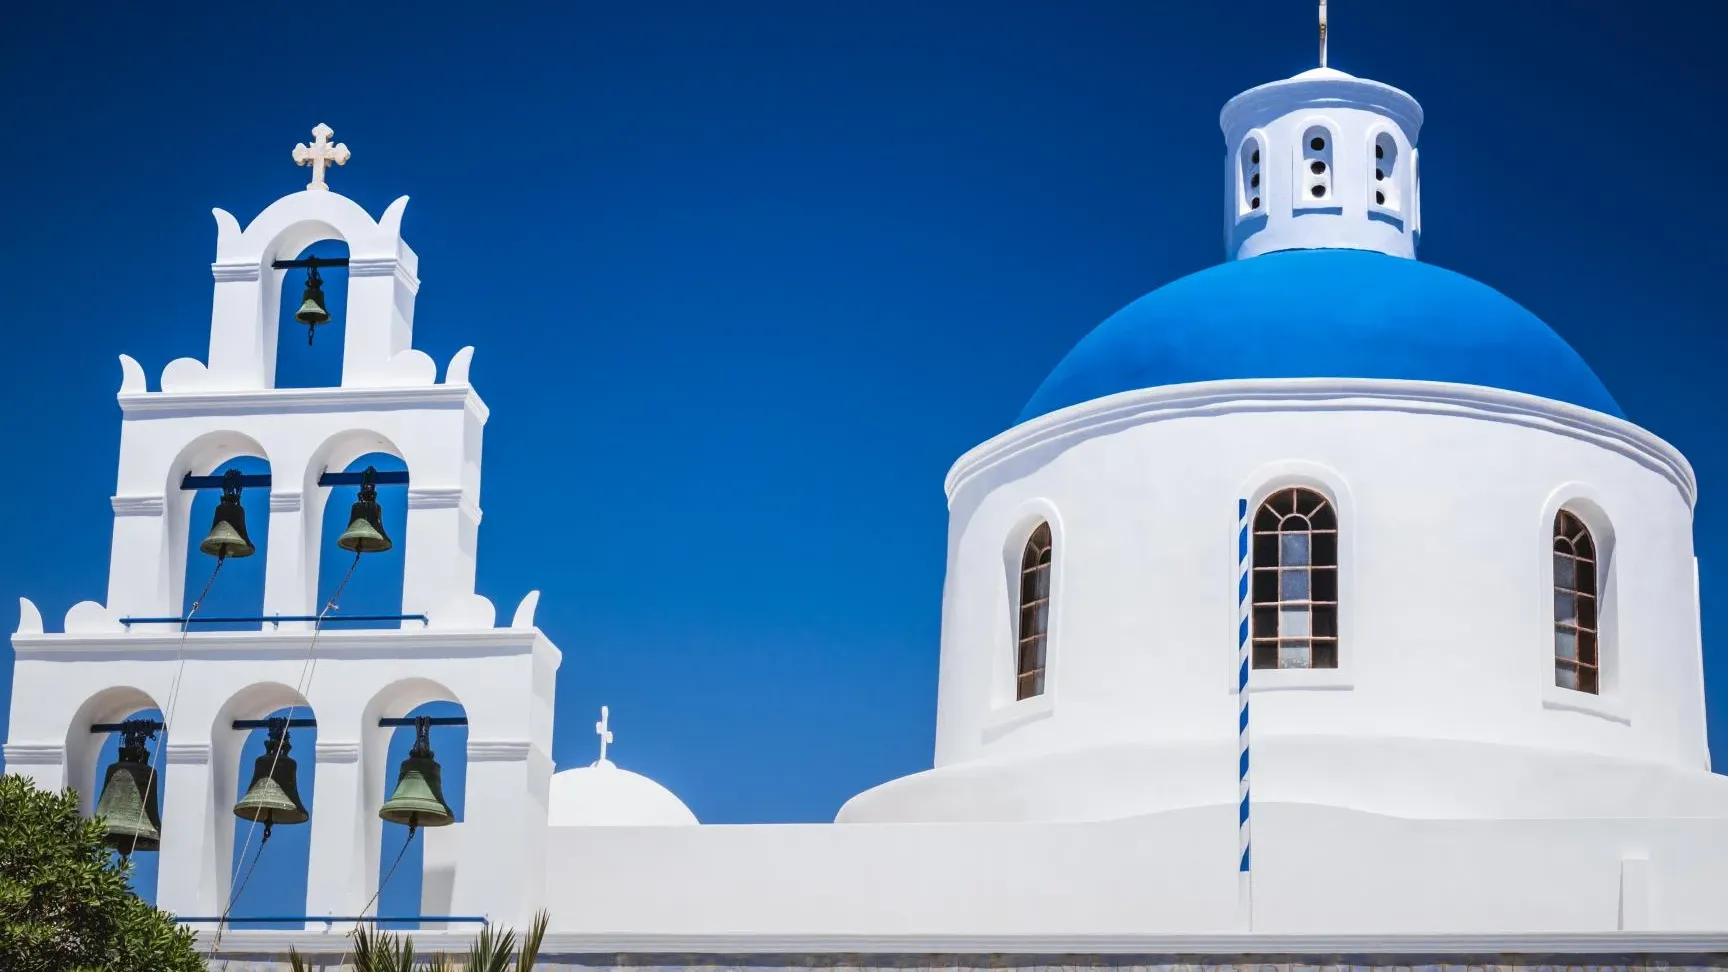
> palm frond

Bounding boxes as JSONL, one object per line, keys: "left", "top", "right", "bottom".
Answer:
{"left": 517, "top": 910, "right": 550, "bottom": 972}
{"left": 467, "top": 921, "right": 519, "bottom": 972}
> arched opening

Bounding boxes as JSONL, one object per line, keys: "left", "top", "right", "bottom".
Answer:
{"left": 1298, "top": 124, "right": 1336, "bottom": 208}
{"left": 70, "top": 691, "right": 167, "bottom": 904}
{"left": 1372, "top": 131, "right": 1401, "bottom": 212}
{"left": 1237, "top": 135, "right": 1266, "bottom": 216}
{"left": 315, "top": 451, "right": 408, "bottom": 628}
{"left": 1554, "top": 509, "right": 1602, "bottom": 694}
{"left": 212, "top": 681, "right": 317, "bottom": 920}
{"left": 1015, "top": 522, "right": 1053, "bottom": 700}
{"left": 375, "top": 700, "right": 469, "bottom": 927}
{"left": 272, "top": 239, "right": 350, "bottom": 389}
{"left": 1250, "top": 487, "right": 1339, "bottom": 669}
{"left": 180, "top": 454, "right": 271, "bottom": 632}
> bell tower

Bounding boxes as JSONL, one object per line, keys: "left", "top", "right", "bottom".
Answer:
{"left": 3, "top": 126, "right": 560, "bottom": 932}
{"left": 1219, "top": 3, "right": 1424, "bottom": 261}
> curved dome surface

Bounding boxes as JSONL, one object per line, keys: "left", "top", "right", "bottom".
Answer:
{"left": 1019, "top": 249, "right": 1622, "bottom": 423}
{"left": 546, "top": 761, "right": 699, "bottom": 826}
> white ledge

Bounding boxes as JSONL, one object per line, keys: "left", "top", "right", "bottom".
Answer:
{"left": 10, "top": 626, "right": 556, "bottom": 665}
{"left": 111, "top": 494, "right": 166, "bottom": 517}
{"left": 117, "top": 383, "right": 489, "bottom": 424}
{"left": 165, "top": 743, "right": 211, "bottom": 765}
{"left": 2, "top": 742, "right": 63, "bottom": 764}
{"left": 949, "top": 379, "right": 1694, "bottom": 509}
{"left": 201, "top": 928, "right": 1728, "bottom": 956}
{"left": 467, "top": 739, "right": 533, "bottom": 761}
{"left": 314, "top": 741, "right": 361, "bottom": 763}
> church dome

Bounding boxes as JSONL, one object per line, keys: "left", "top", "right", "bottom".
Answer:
{"left": 546, "top": 760, "right": 699, "bottom": 826}
{"left": 1018, "top": 249, "right": 1623, "bottom": 424}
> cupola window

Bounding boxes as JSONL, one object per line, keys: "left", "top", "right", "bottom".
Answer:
{"left": 1553, "top": 510, "right": 1600, "bottom": 694}
{"left": 1015, "top": 523, "right": 1053, "bottom": 700}
{"left": 1298, "top": 124, "right": 1335, "bottom": 207}
{"left": 1251, "top": 488, "right": 1338, "bottom": 669}
{"left": 1371, "top": 131, "right": 1401, "bottom": 212}
{"left": 1237, "top": 135, "right": 1266, "bottom": 217}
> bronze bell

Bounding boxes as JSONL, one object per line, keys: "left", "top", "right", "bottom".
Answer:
{"left": 199, "top": 470, "right": 256, "bottom": 560}
{"left": 379, "top": 717, "right": 456, "bottom": 831}
{"left": 294, "top": 265, "right": 331, "bottom": 344}
{"left": 233, "top": 721, "right": 309, "bottom": 836}
{"left": 336, "top": 467, "right": 393, "bottom": 554}
{"left": 94, "top": 721, "right": 163, "bottom": 856}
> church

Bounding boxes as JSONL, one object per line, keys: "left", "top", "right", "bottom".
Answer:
{"left": 6, "top": 7, "right": 1728, "bottom": 970}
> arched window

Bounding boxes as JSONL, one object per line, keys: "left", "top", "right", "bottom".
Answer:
{"left": 1299, "top": 124, "right": 1335, "bottom": 206}
{"left": 1553, "top": 510, "right": 1600, "bottom": 694}
{"left": 1251, "top": 488, "right": 1338, "bottom": 669}
{"left": 1371, "top": 131, "right": 1401, "bottom": 212}
{"left": 1237, "top": 135, "right": 1265, "bottom": 216}
{"left": 1016, "top": 523, "right": 1053, "bottom": 700}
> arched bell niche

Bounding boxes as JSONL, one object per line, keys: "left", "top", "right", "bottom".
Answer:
{"left": 67, "top": 689, "right": 167, "bottom": 903}
{"left": 180, "top": 455, "right": 271, "bottom": 632}
{"left": 375, "top": 699, "right": 469, "bottom": 927}
{"left": 218, "top": 692, "right": 318, "bottom": 930}
{"left": 314, "top": 450, "right": 408, "bottom": 628}
{"left": 273, "top": 239, "right": 350, "bottom": 389}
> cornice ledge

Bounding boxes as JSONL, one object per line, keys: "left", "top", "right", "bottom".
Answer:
{"left": 10, "top": 627, "right": 540, "bottom": 660}
{"left": 314, "top": 740, "right": 361, "bottom": 763}
{"left": 211, "top": 262, "right": 262, "bottom": 282}
{"left": 467, "top": 738, "right": 532, "bottom": 761}
{"left": 165, "top": 742, "right": 212, "bottom": 765}
{"left": 948, "top": 379, "right": 1695, "bottom": 507}
{"left": 2, "top": 742, "right": 64, "bottom": 764}
{"left": 201, "top": 929, "right": 1728, "bottom": 956}
{"left": 269, "top": 491, "right": 303, "bottom": 513}
{"left": 347, "top": 256, "right": 421, "bottom": 295}
{"left": 118, "top": 383, "right": 480, "bottom": 418}
{"left": 111, "top": 494, "right": 166, "bottom": 517}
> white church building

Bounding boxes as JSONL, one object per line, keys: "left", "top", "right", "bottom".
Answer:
{"left": 8, "top": 14, "right": 1728, "bottom": 970}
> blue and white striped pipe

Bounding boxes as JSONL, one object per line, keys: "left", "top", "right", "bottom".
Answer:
{"left": 1236, "top": 499, "right": 1253, "bottom": 906}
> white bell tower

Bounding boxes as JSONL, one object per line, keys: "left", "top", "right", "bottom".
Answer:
{"left": 4, "top": 125, "right": 560, "bottom": 931}
{"left": 1220, "top": 3, "right": 1424, "bottom": 261}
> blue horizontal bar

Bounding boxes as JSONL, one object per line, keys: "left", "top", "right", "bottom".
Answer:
{"left": 231, "top": 718, "right": 317, "bottom": 730}
{"left": 119, "top": 613, "right": 429, "bottom": 626}
{"left": 179, "top": 470, "right": 411, "bottom": 490}
{"left": 90, "top": 720, "right": 164, "bottom": 733}
{"left": 380, "top": 716, "right": 468, "bottom": 727}
{"left": 176, "top": 915, "right": 487, "bottom": 925}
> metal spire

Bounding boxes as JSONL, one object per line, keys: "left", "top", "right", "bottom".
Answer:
{"left": 1319, "top": 0, "right": 1329, "bottom": 68}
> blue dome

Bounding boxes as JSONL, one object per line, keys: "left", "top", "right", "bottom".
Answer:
{"left": 1019, "top": 249, "right": 1622, "bottom": 423}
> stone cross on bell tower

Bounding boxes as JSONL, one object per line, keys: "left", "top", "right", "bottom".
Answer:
{"left": 292, "top": 123, "right": 350, "bottom": 191}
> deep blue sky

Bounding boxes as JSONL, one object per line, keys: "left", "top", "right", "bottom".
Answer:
{"left": 3, "top": 0, "right": 1725, "bottom": 925}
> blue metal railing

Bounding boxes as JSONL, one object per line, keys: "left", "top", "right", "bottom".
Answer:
{"left": 119, "top": 613, "right": 429, "bottom": 628}
{"left": 177, "top": 915, "right": 488, "bottom": 929}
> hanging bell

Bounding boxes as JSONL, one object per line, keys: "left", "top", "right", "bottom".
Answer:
{"left": 379, "top": 717, "right": 456, "bottom": 830}
{"left": 336, "top": 467, "right": 393, "bottom": 554}
{"left": 94, "top": 721, "right": 163, "bottom": 856}
{"left": 199, "top": 470, "right": 256, "bottom": 560}
{"left": 233, "top": 722, "right": 309, "bottom": 831}
{"left": 295, "top": 265, "right": 332, "bottom": 344}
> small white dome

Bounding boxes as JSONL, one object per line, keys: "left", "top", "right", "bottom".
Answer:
{"left": 546, "top": 759, "right": 699, "bottom": 826}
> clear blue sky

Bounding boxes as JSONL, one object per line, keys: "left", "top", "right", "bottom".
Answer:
{"left": 2, "top": 0, "right": 1724, "bottom": 925}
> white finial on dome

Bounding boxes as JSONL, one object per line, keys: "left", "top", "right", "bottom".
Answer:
{"left": 292, "top": 123, "right": 350, "bottom": 191}
{"left": 594, "top": 705, "right": 614, "bottom": 766}
{"left": 1319, "top": 0, "right": 1329, "bottom": 68}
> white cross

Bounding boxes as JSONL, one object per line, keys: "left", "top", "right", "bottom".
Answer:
{"left": 595, "top": 705, "right": 613, "bottom": 764}
{"left": 292, "top": 123, "right": 351, "bottom": 191}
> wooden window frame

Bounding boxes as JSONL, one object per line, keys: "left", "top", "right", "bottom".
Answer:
{"left": 1553, "top": 510, "right": 1601, "bottom": 695}
{"left": 1250, "top": 487, "right": 1340, "bottom": 670}
{"left": 1016, "top": 523, "right": 1053, "bottom": 700}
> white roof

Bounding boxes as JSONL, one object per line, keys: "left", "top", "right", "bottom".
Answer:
{"left": 546, "top": 759, "right": 699, "bottom": 826}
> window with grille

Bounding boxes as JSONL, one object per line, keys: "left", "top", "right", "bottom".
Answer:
{"left": 1016, "top": 522, "right": 1052, "bottom": 700}
{"left": 1251, "top": 488, "right": 1339, "bottom": 669}
{"left": 1553, "top": 510, "right": 1600, "bottom": 694}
